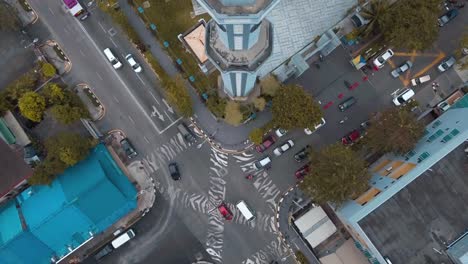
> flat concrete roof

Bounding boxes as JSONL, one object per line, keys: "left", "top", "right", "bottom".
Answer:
{"left": 200, "top": 0, "right": 273, "bottom": 15}
{"left": 359, "top": 143, "right": 468, "bottom": 264}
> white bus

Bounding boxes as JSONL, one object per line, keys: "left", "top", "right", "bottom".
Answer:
{"left": 236, "top": 200, "right": 255, "bottom": 221}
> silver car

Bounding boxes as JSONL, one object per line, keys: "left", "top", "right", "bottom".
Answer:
{"left": 391, "top": 61, "right": 413, "bottom": 78}
{"left": 437, "top": 56, "right": 456, "bottom": 72}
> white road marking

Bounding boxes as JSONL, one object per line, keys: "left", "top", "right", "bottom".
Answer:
{"left": 128, "top": 115, "right": 135, "bottom": 123}
{"left": 162, "top": 98, "right": 174, "bottom": 113}
{"left": 79, "top": 49, "right": 85, "bottom": 57}
{"left": 136, "top": 74, "right": 146, "bottom": 86}
{"left": 149, "top": 92, "right": 160, "bottom": 104}
{"left": 98, "top": 22, "right": 106, "bottom": 33}
{"left": 159, "top": 117, "right": 183, "bottom": 134}
{"left": 75, "top": 21, "right": 162, "bottom": 133}
{"left": 48, "top": 7, "right": 55, "bottom": 15}
{"left": 150, "top": 106, "right": 164, "bottom": 121}
{"left": 164, "top": 110, "right": 174, "bottom": 122}
{"left": 113, "top": 96, "right": 119, "bottom": 103}
{"left": 144, "top": 136, "right": 150, "bottom": 143}
{"left": 109, "top": 38, "right": 118, "bottom": 48}
{"left": 96, "top": 72, "right": 103, "bottom": 80}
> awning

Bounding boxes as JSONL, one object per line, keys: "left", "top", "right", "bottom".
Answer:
{"left": 351, "top": 55, "right": 366, "bottom": 70}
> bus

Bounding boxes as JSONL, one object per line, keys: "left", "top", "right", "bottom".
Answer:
{"left": 63, "top": 0, "right": 88, "bottom": 20}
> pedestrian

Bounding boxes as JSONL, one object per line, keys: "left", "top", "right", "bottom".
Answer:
{"left": 432, "top": 86, "right": 437, "bottom": 93}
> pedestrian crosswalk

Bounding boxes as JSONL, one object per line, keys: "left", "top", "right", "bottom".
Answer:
{"left": 241, "top": 236, "right": 290, "bottom": 264}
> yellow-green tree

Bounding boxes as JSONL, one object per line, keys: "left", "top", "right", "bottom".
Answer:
{"left": 253, "top": 97, "right": 266, "bottom": 111}
{"left": 41, "top": 63, "right": 57, "bottom": 78}
{"left": 249, "top": 128, "right": 264, "bottom": 144}
{"left": 18, "top": 92, "right": 46, "bottom": 122}
{"left": 165, "top": 75, "right": 193, "bottom": 117}
{"left": 224, "top": 101, "right": 243, "bottom": 126}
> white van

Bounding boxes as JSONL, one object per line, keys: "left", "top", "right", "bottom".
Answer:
{"left": 111, "top": 229, "right": 135, "bottom": 249}
{"left": 236, "top": 200, "right": 255, "bottom": 221}
{"left": 410, "top": 75, "right": 430, "bottom": 86}
{"left": 104, "top": 48, "right": 122, "bottom": 69}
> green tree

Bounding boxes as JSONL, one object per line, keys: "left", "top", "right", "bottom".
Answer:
{"left": 42, "top": 83, "right": 65, "bottom": 105}
{"left": 206, "top": 95, "right": 227, "bottom": 118}
{"left": 224, "top": 101, "right": 243, "bottom": 126}
{"left": 379, "top": 0, "right": 441, "bottom": 50}
{"left": 365, "top": 108, "right": 425, "bottom": 154}
{"left": 249, "top": 128, "right": 264, "bottom": 144}
{"left": 165, "top": 75, "right": 193, "bottom": 117}
{"left": 300, "top": 143, "right": 370, "bottom": 205}
{"left": 41, "top": 63, "right": 57, "bottom": 78}
{"left": 18, "top": 92, "right": 46, "bottom": 122}
{"left": 0, "top": 92, "right": 13, "bottom": 115}
{"left": 296, "top": 251, "right": 309, "bottom": 264}
{"left": 0, "top": 3, "right": 20, "bottom": 31}
{"left": 253, "top": 97, "right": 266, "bottom": 111}
{"left": 29, "top": 164, "right": 55, "bottom": 186}
{"left": 260, "top": 74, "right": 281, "bottom": 97}
{"left": 360, "top": 0, "right": 391, "bottom": 37}
{"left": 4, "top": 72, "right": 37, "bottom": 102}
{"left": 50, "top": 104, "right": 87, "bottom": 124}
{"left": 272, "top": 84, "right": 322, "bottom": 130}
{"left": 45, "top": 132, "right": 95, "bottom": 166}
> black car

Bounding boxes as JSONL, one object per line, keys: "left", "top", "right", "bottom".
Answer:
{"left": 94, "top": 244, "right": 113, "bottom": 260}
{"left": 120, "top": 138, "right": 138, "bottom": 159}
{"left": 338, "top": 97, "right": 357, "bottom": 112}
{"left": 168, "top": 162, "right": 181, "bottom": 180}
{"left": 294, "top": 145, "right": 309, "bottom": 162}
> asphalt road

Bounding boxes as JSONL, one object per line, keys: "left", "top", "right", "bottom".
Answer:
{"left": 25, "top": 1, "right": 292, "bottom": 263}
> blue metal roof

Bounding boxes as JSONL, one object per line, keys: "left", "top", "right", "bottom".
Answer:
{"left": 0, "top": 144, "right": 137, "bottom": 263}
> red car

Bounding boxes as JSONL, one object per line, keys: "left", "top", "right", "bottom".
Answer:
{"left": 341, "top": 130, "right": 361, "bottom": 145}
{"left": 218, "top": 202, "right": 233, "bottom": 220}
{"left": 255, "top": 135, "right": 277, "bottom": 153}
{"left": 295, "top": 164, "right": 310, "bottom": 179}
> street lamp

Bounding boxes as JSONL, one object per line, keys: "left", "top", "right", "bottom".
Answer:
{"left": 24, "top": 38, "right": 39, "bottom": 49}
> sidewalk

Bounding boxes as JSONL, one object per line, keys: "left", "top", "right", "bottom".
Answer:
{"left": 39, "top": 40, "right": 72, "bottom": 75}
{"left": 117, "top": 0, "right": 271, "bottom": 152}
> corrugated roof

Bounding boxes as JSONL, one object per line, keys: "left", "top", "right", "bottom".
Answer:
{"left": 0, "top": 140, "right": 32, "bottom": 199}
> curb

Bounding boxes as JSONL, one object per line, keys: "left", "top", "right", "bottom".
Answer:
{"left": 22, "top": 0, "right": 38, "bottom": 25}
{"left": 275, "top": 183, "right": 304, "bottom": 264}
{"left": 189, "top": 117, "right": 254, "bottom": 154}
{"left": 44, "top": 40, "right": 72, "bottom": 74}
{"left": 76, "top": 83, "right": 106, "bottom": 121}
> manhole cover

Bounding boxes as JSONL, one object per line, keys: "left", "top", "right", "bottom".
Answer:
{"left": 108, "top": 28, "right": 117, "bottom": 36}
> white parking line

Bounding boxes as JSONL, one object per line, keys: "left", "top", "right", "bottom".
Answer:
{"left": 109, "top": 38, "right": 118, "bottom": 48}
{"left": 96, "top": 72, "right": 103, "bottom": 80}
{"left": 128, "top": 115, "right": 135, "bottom": 123}
{"left": 75, "top": 21, "right": 162, "bottom": 134}
{"left": 98, "top": 22, "right": 106, "bottom": 33}
{"left": 48, "top": 7, "right": 55, "bottom": 15}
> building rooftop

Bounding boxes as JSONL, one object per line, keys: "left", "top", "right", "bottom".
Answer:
{"left": 359, "top": 143, "right": 468, "bottom": 264}
{"left": 206, "top": 20, "right": 272, "bottom": 71}
{"left": 0, "top": 139, "right": 32, "bottom": 199}
{"left": 199, "top": 0, "right": 274, "bottom": 15}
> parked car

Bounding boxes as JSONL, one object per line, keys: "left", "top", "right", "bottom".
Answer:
{"left": 342, "top": 130, "right": 362, "bottom": 145}
{"left": 338, "top": 97, "right": 357, "bottom": 111}
{"left": 295, "top": 164, "right": 310, "bottom": 180}
{"left": 218, "top": 202, "right": 233, "bottom": 220}
{"left": 275, "top": 128, "right": 287, "bottom": 138}
{"left": 125, "top": 54, "right": 142, "bottom": 72}
{"left": 304, "top": 118, "right": 326, "bottom": 135}
{"left": 437, "top": 56, "right": 456, "bottom": 72}
{"left": 294, "top": 145, "right": 309, "bottom": 162}
{"left": 168, "top": 162, "right": 181, "bottom": 180}
{"left": 94, "top": 244, "right": 114, "bottom": 261}
{"left": 254, "top": 156, "right": 272, "bottom": 170}
{"left": 273, "top": 140, "right": 294, "bottom": 156}
{"left": 350, "top": 13, "right": 368, "bottom": 28}
{"left": 391, "top": 61, "right": 413, "bottom": 78}
{"left": 411, "top": 75, "right": 431, "bottom": 86}
{"left": 120, "top": 138, "right": 137, "bottom": 159}
{"left": 177, "top": 123, "right": 196, "bottom": 143}
{"left": 255, "top": 135, "right": 277, "bottom": 153}
{"left": 438, "top": 9, "right": 458, "bottom": 27}
{"left": 392, "top": 88, "right": 415, "bottom": 106}
{"left": 373, "top": 49, "right": 394, "bottom": 68}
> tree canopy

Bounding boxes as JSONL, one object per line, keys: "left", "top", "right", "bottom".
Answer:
{"left": 18, "top": 92, "right": 46, "bottom": 122}
{"left": 364, "top": 108, "right": 425, "bottom": 154}
{"left": 41, "top": 63, "right": 57, "bottom": 78}
{"left": 260, "top": 74, "right": 281, "bottom": 97}
{"left": 165, "top": 75, "right": 193, "bottom": 117}
{"left": 224, "top": 101, "right": 243, "bottom": 126}
{"left": 379, "top": 0, "right": 441, "bottom": 50}
{"left": 42, "top": 83, "right": 65, "bottom": 105}
{"left": 360, "top": 0, "right": 391, "bottom": 37}
{"left": 272, "top": 84, "right": 322, "bottom": 130}
{"left": 0, "top": 3, "right": 20, "bottom": 31}
{"left": 249, "top": 128, "right": 264, "bottom": 144}
{"left": 300, "top": 143, "right": 370, "bottom": 206}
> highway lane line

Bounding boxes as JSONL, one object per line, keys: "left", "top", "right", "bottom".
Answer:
{"left": 48, "top": 7, "right": 54, "bottom": 15}
{"left": 128, "top": 115, "right": 135, "bottom": 124}
{"left": 149, "top": 91, "right": 160, "bottom": 105}
{"left": 136, "top": 74, "right": 146, "bottom": 86}
{"left": 113, "top": 95, "right": 119, "bottom": 103}
{"left": 98, "top": 22, "right": 106, "bottom": 33}
{"left": 144, "top": 136, "right": 150, "bottom": 143}
{"left": 109, "top": 38, "right": 118, "bottom": 48}
{"left": 164, "top": 110, "right": 174, "bottom": 122}
{"left": 158, "top": 116, "right": 183, "bottom": 134}
{"left": 96, "top": 72, "right": 103, "bottom": 80}
{"left": 75, "top": 21, "right": 163, "bottom": 134}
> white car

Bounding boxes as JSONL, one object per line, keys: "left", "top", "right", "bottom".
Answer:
{"left": 273, "top": 140, "right": 294, "bottom": 156}
{"left": 304, "top": 118, "right": 326, "bottom": 135}
{"left": 392, "top": 88, "right": 415, "bottom": 106}
{"left": 437, "top": 56, "right": 456, "bottom": 72}
{"left": 125, "top": 54, "right": 142, "bottom": 73}
{"left": 373, "top": 49, "right": 394, "bottom": 68}
{"left": 391, "top": 61, "right": 412, "bottom": 78}
{"left": 275, "top": 128, "right": 287, "bottom": 138}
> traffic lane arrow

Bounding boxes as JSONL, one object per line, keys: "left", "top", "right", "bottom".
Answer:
{"left": 151, "top": 105, "right": 165, "bottom": 121}
{"left": 162, "top": 98, "right": 174, "bottom": 114}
